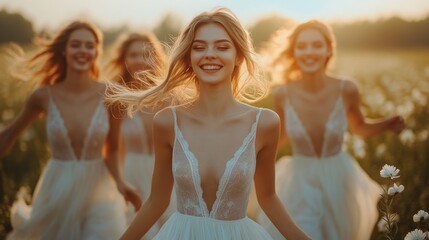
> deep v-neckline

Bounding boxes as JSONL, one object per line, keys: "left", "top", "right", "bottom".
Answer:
{"left": 174, "top": 109, "right": 260, "bottom": 217}
{"left": 49, "top": 97, "right": 103, "bottom": 160}
{"left": 287, "top": 96, "right": 343, "bottom": 158}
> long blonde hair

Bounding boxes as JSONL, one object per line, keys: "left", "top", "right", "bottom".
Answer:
{"left": 104, "top": 31, "right": 165, "bottom": 88}
{"left": 262, "top": 19, "right": 336, "bottom": 83}
{"left": 107, "top": 7, "right": 268, "bottom": 115}
{"left": 12, "top": 20, "right": 103, "bottom": 87}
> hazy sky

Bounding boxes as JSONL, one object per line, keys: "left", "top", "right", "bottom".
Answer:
{"left": 1, "top": 0, "right": 429, "bottom": 31}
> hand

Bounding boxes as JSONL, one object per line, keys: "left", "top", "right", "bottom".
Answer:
{"left": 388, "top": 115, "right": 405, "bottom": 134}
{"left": 117, "top": 181, "right": 142, "bottom": 211}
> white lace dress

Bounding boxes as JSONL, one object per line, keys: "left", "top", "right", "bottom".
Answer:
{"left": 257, "top": 84, "right": 382, "bottom": 240}
{"left": 122, "top": 113, "right": 175, "bottom": 239}
{"left": 7, "top": 91, "right": 127, "bottom": 240}
{"left": 152, "top": 107, "right": 273, "bottom": 240}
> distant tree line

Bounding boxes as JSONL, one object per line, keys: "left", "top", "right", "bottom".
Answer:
{"left": 1, "top": 8, "right": 429, "bottom": 50}
{"left": 333, "top": 17, "right": 429, "bottom": 49}
{"left": 0, "top": 9, "right": 34, "bottom": 44}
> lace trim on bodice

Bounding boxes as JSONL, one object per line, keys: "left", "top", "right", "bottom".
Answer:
{"left": 171, "top": 107, "right": 262, "bottom": 220}
{"left": 284, "top": 82, "right": 348, "bottom": 158}
{"left": 46, "top": 88, "right": 109, "bottom": 161}
{"left": 122, "top": 113, "right": 150, "bottom": 154}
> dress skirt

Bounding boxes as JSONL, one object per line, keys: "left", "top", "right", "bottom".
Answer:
{"left": 258, "top": 151, "right": 382, "bottom": 240}
{"left": 153, "top": 212, "right": 274, "bottom": 240}
{"left": 8, "top": 159, "right": 127, "bottom": 240}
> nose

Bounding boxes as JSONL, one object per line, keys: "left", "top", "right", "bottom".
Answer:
{"left": 137, "top": 54, "right": 146, "bottom": 64}
{"left": 78, "top": 45, "right": 91, "bottom": 54}
{"left": 204, "top": 46, "right": 217, "bottom": 59}
{"left": 302, "top": 46, "right": 313, "bottom": 55}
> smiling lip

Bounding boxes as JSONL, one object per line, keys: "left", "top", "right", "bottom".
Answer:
{"left": 74, "top": 56, "right": 90, "bottom": 64}
{"left": 200, "top": 64, "right": 222, "bottom": 71}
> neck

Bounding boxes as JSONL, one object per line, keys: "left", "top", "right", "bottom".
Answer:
{"left": 300, "top": 70, "right": 327, "bottom": 93}
{"left": 194, "top": 82, "right": 238, "bottom": 118}
{"left": 62, "top": 69, "right": 94, "bottom": 92}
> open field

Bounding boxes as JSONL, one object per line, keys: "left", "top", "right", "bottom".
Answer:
{"left": 1, "top": 46, "right": 428, "bottom": 239}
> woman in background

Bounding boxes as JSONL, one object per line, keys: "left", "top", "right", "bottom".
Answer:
{"left": 256, "top": 19, "right": 405, "bottom": 240}
{"left": 0, "top": 20, "right": 139, "bottom": 239}
{"left": 105, "top": 31, "right": 174, "bottom": 239}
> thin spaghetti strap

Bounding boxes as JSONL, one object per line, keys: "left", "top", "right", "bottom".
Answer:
{"left": 337, "top": 80, "right": 346, "bottom": 101}
{"left": 255, "top": 108, "right": 263, "bottom": 125}
{"left": 47, "top": 86, "right": 53, "bottom": 100}
{"left": 339, "top": 80, "right": 345, "bottom": 92}
{"left": 171, "top": 107, "right": 178, "bottom": 130}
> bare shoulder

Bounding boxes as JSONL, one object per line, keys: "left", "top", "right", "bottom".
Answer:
{"left": 272, "top": 84, "right": 288, "bottom": 103}
{"left": 257, "top": 108, "right": 280, "bottom": 132}
{"left": 153, "top": 107, "right": 175, "bottom": 131}
{"left": 339, "top": 79, "right": 360, "bottom": 103}
{"left": 28, "top": 86, "right": 50, "bottom": 109}
{"left": 338, "top": 78, "right": 359, "bottom": 94}
{"left": 31, "top": 86, "right": 50, "bottom": 99}
{"left": 94, "top": 81, "right": 107, "bottom": 94}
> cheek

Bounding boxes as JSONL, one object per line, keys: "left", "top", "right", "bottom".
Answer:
{"left": 315, "top": 48, "right": 329, "bottom": 56}
{"left": 90, "top": 49, "right": 97, "bottom": 58}
{"left": 125, "top": 56, "right": 134, "bottom": 66}
{"left": 293, "top": 49, "right": 303, "bottom": 59}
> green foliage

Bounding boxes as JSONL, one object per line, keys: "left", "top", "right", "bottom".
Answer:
{"left": 333, "top": 17, "right": 429, "bottom": 49}
{"left": 1, "top": 13, "right": 429, "bottom": 238}
{"left": 0, "top": 9, "right": 34, "bottom": 44}
{"left": 153, "top": 13, "right": 182, "bottom": 46}
{"left": 247, "top": 15, "right": 295, "bottom": 51}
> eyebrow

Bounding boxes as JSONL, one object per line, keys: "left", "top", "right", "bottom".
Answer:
{"left": 192, "top": 39, "right": 232, "bottom": 44}
{"left": 69, "top": 39, "right": 95, "bottom": 43}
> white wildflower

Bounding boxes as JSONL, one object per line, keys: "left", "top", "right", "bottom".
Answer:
{"left": 424, "top": 65, "right": 429, "bottom": 78}
{"left": 377, "top": 217, "right": 388, "bottom": 233}
{"left": 404, "top": 229, "right": 426, "bottom": 240}
{"left": 2, "top": 109, "right": 15, "bottom": 121}
{"left": 352, "top": 136, "right": 366, "bottom": 158}
{"left": 376, "top": 144, "right": 387, "bottom": 158}
{"left": 380, "top": 164, "right": 400, "bottom": 179}
{"left": 21, "top": 128, "right": 34, "bottom": 141}
{"left": 399, "top": 129, "right": 415, "bottom": 146}
{"left": 413, "top": 210, "right": 429, "bottom": 223}
{"left": 387, "top": 183, "right": 404, "bottom": 195}
{"left": 377, "top": 213, "right": 399, "bottom": 232}
{"left": 397, "top": 101, "right": 415, "bottom": 118}
{"left": 417, "top": 130, "right": 428, "bottom": 142}
{"left": 381, "top": 101, "right": 395, "bottom": 116}
{"left": 411, "top": 89, "right": 427, "bottom": 106}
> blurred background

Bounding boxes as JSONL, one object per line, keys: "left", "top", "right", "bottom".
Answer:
{"left": 0, "top": 0, "right": 428, "bottom": 239}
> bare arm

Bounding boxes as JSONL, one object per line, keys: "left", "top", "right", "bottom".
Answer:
{"left": 104, "top": 103, "right": 141, "bottom": 210}
{"left": 140, "top": 109, "right": 155, "bottom": 154}
{"left": 254, "top": 109, "right": 311, "bottom": 240}
{"left": 345, "top": 80, "right": 405, "bottom": 137}
{"left": 273, "top": 86, "right": 289, "bottom": 148}
{"left": 120, "top": 108, "right": 175, "bottom": 240}
{"left": 0, "top": 88, "right": 46, "bottom": 157}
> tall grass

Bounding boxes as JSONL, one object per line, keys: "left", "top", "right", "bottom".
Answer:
{"left": 0, "top": 44, "right": 428, "bottom": 239}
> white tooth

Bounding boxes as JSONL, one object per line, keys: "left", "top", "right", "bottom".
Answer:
{"left": 202, "top": 65, "right": 220, "bottom": 70}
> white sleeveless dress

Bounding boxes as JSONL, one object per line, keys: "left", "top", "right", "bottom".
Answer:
{"left": 151, "top": 107, "right": 273, "bottom": 240}
{"left": 257, "top": 84, "right": 382, "bottom": 240}
{"left": 7, "top": 90, "right": 127, "bottom": 240}
{"left": 122, "top": 113, "right": 175, "bottom": 239}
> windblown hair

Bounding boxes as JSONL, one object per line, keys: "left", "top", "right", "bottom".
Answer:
{"left": 11, "top": 20, "right": 103, "bottom": 87}
{"left": 106, "top": 7, "right": 268, "bottom": 116}
{"left": 104, "top": 31, "right": 165, "bottom": 89}
{"left": 261, "top": 19, "right": 336, "bottom": 83}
